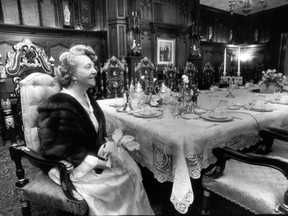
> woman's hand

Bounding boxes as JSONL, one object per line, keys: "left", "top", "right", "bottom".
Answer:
{"left": 98, "top": 140, "right": 117, "bottom": 159}
{"left": 95, "top": 158, "right": 111, "bottom": 170}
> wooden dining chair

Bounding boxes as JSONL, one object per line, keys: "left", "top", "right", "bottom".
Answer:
{"left": 163, "top": 62, "right": 179, "bottom": 91}
{"left": 202, "top": 127, "right": 288, "bottom": 214}
{"left": 102, "top": 56, "right": 127, "bottom": 98}
{"left": 184, "top": 61, "right": 199, "bottom": 87}
{"left": 201, "top": 62, "right": 215, "bottom": 90}
{"left": 6, "top": 39, "right": 88, "bottom": 216}
{"left": 135, "top": 56, "right": 156, "bottom": 95}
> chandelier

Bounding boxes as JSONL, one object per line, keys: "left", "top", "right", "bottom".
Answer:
{"left": 229, "top": 0, "right": 267, "bottom": 14}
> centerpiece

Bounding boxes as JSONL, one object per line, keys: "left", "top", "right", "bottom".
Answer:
{"left": 177, "top": 75, "right": 198, "bottom": 114}
{"left": 259, "top": 69, "right": 287, "bottom": 93}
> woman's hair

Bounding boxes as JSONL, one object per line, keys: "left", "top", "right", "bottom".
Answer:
{"left": 56, "top": 45, "right": 98, "bottom": 87}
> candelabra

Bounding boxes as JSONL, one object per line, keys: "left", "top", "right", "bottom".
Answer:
{"left": 126, "top": 9, "right": 141, "bottom": 56}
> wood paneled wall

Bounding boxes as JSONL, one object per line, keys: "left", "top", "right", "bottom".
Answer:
{"left": 0, "top": 24, "right": 107, "bottom": 93}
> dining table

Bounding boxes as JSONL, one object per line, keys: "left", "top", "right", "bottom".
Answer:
{"left": 97, "top": 86, "right": 288, "bottom": 214}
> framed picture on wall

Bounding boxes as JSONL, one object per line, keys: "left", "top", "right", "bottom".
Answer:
{"left": 156, "top": 38, "right": 175, "bottom": 65}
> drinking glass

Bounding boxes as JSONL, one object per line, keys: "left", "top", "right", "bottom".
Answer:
{"left": 208, "top": 93, "right": 219, "bottom": 111}
{"left": 226, "top": 80, "right": 235, "bottom": 98}
{"left": 172, "top": 102, "right": 183, "bottom": 117}
{"left": 214, "top": 99, "right": 228, "bottom": 118}
{"left": 273, "top": 88, "right": 282, "bottom": 102}
{"left": 162, "top": 103, "right": 174, "bottom": 119}
{"left": 130, "top": 97, "right": 139, "bottom": 110}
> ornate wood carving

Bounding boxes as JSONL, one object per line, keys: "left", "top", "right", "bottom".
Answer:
{"left": 102, "top": 56, "right": 126, "bottom": 98}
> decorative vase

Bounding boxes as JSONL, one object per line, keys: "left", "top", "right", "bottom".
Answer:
{"left": 260, "top": 81, "right": 283, "bottom": 94}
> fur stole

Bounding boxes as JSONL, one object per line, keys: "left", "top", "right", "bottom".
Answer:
{"left": 37, "top": 91, "right": 106, "bottom": 168}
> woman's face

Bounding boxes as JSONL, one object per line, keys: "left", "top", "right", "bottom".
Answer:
{"left": 73, "top": 55, "right": 97, "bottom": 89}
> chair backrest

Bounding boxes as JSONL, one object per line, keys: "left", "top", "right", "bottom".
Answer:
{"left": 184, "top": 61, "right": 198, "bottom": 86}
{"left": 4, "top": 38, "right": 60, "bottom": 152}
{"left": 135, "top": 57, "right": 156, "bottom": 94}
{"left": 163, "top": 62, "right": 178, "bottom": 91}
{"left": 202, "top": 62, "right": 215, "bottom": 89}
{"left": 102, "top": 56, "right": 126, "bottom": 98}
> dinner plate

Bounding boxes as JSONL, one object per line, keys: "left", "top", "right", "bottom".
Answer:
{"left": 126, "top": 108, "right": 144, "bottom": 115}
{"left": 116, "top": 107, "right": 134, "bottom": 112}
{"left": 228, "top": 106, "right": 240, "bottom": 110}
{"left": 116, "top": 107, "right": 125, "bottom": 112}
{"left": 248, "top": 107, "right": 273, "bottom": 112}
{"left": 199, "top": 90, "right": 211, "bottom": 94}
{"left": 239, "top": 86, "right": 248, "bottom": 89}
{"left": 133, "top": 110, "right": 162, "bottom": 118}
{"left": 109, "top": 102, "right": 125, "bottom": 107}
{"left": 194, "top": 108, "right": 207, "bottom": 115}
{"left": 181, "top": 114, "right": 200, "bottom": 120}
{"left": 233, "top": 103, "right": 244, "bottom": 107}
{"left": 200, "top": 113, "right": 233, "bottom": 122}
{"left": 277, "top": 101, "right": 288, "bottom": 105}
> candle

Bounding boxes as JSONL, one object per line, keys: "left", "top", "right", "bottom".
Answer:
{"left": 223, "top": 48, "right": 226, "bottom": 76}
{"left": 237, "top": 47, "right": 241, "bottom": 76}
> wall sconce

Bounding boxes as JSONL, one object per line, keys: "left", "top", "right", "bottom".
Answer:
{"left": 127, "top": 9, "right": 141, "bottom": 32}
{"left": 126, "top": 9, "right": 142, "bottom": 56}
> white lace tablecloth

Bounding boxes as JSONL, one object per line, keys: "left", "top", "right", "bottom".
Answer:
{"left": 98, "top": 88, "right": 288, "bottom": 214}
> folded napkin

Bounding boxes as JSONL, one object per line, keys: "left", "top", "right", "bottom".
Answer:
{"left": 101, "top": 128, "right": 142, "bottom": 181}
{"left": 170, "top": 150, "right": 193, "bottom": 214}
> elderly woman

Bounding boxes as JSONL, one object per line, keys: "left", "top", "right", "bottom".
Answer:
{"left": 37, "top": 45, "right": 154, "bottom": 215}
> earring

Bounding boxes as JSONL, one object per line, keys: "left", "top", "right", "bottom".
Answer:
{"left": 72, "top": 76, "right": 78, "bottom": 85}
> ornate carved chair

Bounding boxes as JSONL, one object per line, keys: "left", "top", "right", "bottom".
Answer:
{"left": 163, "top": 62, "right": 179, "bottom": 91}
{"left": 135, "top": 56, "right": 156, "bottom": 95}
{"left": 184, "top": 61, "right": 199, "bottom": 87}
{"left": 6, "top": 39, "right": 88, "bottom": 216}
{"left": 201, "top": 62, "right": 215, "bottom": 90}
{"left": 102, "top": 56, "right": 127, "bottom": 98}
{"left": 202, "top": 127, "right": 288, "bottom": 214}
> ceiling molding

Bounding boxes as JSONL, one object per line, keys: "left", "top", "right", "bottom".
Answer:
{"left": 200, "top": 0, "right": 288, "bottom": 15}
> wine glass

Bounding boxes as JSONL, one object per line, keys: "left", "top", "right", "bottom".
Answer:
{"left": 226, "top": 80, "right": 235, "bottom": 98}
{"left": 273, "top": 87, "right": 282, "bottom": 103}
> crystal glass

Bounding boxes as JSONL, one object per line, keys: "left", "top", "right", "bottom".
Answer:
{"left": 172, "top": 102, "right": 181, "bottom": 117}
{"left": 208, "top": 93, "right": 219, "bottom": 111}
{"left": 273, "top": 88, "right": 282, "bottom": 102}
{"left": 214, "top": 99, "right": 228, "bottom": 118}
{"left": 226, "top": 80, "right": 235, "bottom": 98}
{"left": 162, "top": 103, "right": 174, "bottom": 119}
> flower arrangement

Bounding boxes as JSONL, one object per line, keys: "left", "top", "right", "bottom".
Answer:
{"left": 260, "top": 69, "right": 287, "bottom": 87}
{"left": 178, "top": 75, "right": 198, "bottom": 107}
{"left": 179, "top": 75, "right": 190, "bottom": 102}
{"left": 102, "top": 129, "right": 140, "bottom": 171}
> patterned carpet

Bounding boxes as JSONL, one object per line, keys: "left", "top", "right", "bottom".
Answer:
{"left": 0, "top": 145, "right": 81, "bottom": 216}
{"left": 0, "top": 144, "right": 171, "bottom": 216}
{"left": 0, "top": 144, "right": 251, "bottom": 216}
{"left": 0, "top": 145, "right": 22, "bottom": 216}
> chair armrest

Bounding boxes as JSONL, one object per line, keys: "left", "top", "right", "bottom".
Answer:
{"left": 241, "top": 127, "right": 288, "bottom": 154}
{"left": 9, "top": 144, "right": 84, "bottom": 202}
{"left": 217, "top": 147, "right": 288, "bottom": 175}
{"left": 205, "top": 147, "right": 288, "bottom": 213}
{"left": 261, "top": 127, "right": 288, "bottom": 141}
{"left": 205, "top": 147, "right": 288, "bottom": 179}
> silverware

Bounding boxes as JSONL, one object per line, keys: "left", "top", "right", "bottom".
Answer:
{"left": 205, "top": 124, "right": 218, "bottom": 129}
{"left": 231, "top": 115, "right": 243, "bottom": 120}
